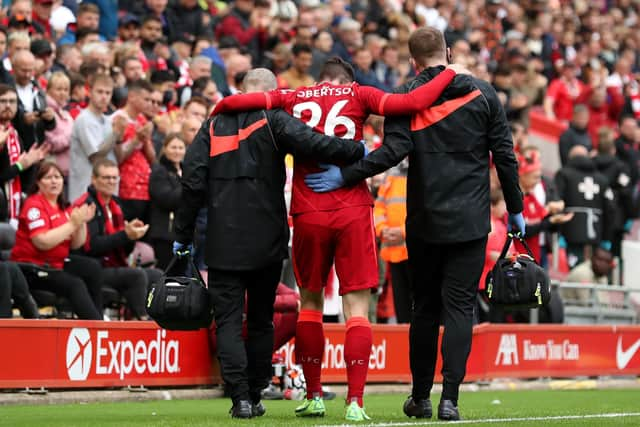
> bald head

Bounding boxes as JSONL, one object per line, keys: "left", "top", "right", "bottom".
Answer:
{"left": 181, "top": 117, "right": 201, "bottom": 145}
{"left": 242, "top": 68, "right": 277, "bottom": 93}
{"left": 12, "top": 50, "right": 36, "bottom": 86}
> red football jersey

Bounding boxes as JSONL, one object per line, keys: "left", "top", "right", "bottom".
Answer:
{"left": 10, "top": 193, "right": 72, "bottom": 269}
{"left": 274, "top": 83, "right": 373, "bottom": 213}
{"left": 211, "top": 70, "right": 456, "bottom": 214}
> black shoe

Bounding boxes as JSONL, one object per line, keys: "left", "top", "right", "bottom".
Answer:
{"left": 438, "top": 399, "right": 461, "bottom": 421}
{"left": 230, "top": 400, "right": 253, "bottom": 419}
{"left": 252, "top": 401, "right": 266, "bottom": 417}
{"left": 403, "top": 396, "right": 432, "bottom": 418}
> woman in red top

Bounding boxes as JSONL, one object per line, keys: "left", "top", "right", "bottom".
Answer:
{"left": 11, "top": 161, "right": 103, "bottom": 320}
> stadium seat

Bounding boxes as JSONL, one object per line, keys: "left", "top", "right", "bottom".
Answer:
{"left": 101, "top": 286, "right": 127, "bottom": 320}
{"left": 29, "top": 289, "right": 74, "bottom": 319}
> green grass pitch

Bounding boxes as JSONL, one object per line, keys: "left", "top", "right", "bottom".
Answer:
{"left": 1, "top": 389, "right": 640, "bottom": 426}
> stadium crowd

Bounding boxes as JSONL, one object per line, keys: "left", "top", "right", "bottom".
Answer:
{"left": 0, "top": 0, "right": 638, "bottom": 324}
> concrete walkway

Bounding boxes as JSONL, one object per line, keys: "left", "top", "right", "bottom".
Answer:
{"left": 1, "top": 378, "right": 639, "bottom": 406}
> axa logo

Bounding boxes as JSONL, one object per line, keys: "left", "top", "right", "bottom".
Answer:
{"left": 66, "top": 328, "right": 92, "bottom": 381}
{"left": 495, "top": 334, "right": 519, "bottom": 366}
{"left": 616, "top": 337, "right": 640, "bottom": 370}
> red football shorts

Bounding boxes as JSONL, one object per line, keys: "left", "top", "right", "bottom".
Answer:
{"left": 292, "top": 205, "right": 378, "bottom": 296}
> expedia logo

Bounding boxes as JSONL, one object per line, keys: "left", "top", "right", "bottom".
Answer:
{"left": 65, "top": 329, "right": 180, "bottom": 381}
{"left": 66, "top": 328, "right": 92, "bottom": 381}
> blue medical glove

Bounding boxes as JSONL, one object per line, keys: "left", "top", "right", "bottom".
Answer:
{"left": 172, "top": 241, "right": 193, "bottom": 257}
{"left": 508, "top": 212, "right": 526, "bottom": 237}
{"left": 304, "top": 164, "right": 345, "bottom": 193}
{"left": 599, "top": 240, "right": 612, "bottom": 251}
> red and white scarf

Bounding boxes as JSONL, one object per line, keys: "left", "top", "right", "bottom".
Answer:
{"left": 6, "top": 125, "right": 21, "bottom": 227}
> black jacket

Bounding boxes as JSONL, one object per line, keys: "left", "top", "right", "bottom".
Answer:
{"left": 149, "top": 156, "right": 182, "bottom": 242}
{"left": 166, "top": 4, "right": 212, "bottom": 44}
{"left": 341, "top": 66, "right": 523, "bottom": 244}
{"left": 174, "top": 109, "right": 364, "bottom": 271}
{"left": 593, "top": 153, "right": 635, "bottom": 227}
{"left": 615, "top": 135, "right": 640, "bottom": 186}
{"left": 75, "top": 186, "right": 134, "bottom": 265}
{"left": 12, "top": 84, "right": 56, "bottom": 152}
{"left": 554, "top": 155, "right": 615, "bottom": 244}
{"left": 558, "top": 124, "right": 591, "bottom": 166}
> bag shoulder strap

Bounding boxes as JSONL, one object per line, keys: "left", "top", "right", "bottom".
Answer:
{"left": 164, "top": 253, "right": 206, "bottom": 284}
{"left": 499, "top": 232, "right": 537, "bottom": 261}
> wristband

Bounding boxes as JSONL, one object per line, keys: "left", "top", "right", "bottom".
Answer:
{"left": 15, "top": 162, "right": 23, "bottom": 172}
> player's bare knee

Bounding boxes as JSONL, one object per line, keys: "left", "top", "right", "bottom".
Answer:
{"left": 342, "top": 289, "right": 371, "bottom": 319}
{"left": 300, "top": 288, "right": 324, "bottom": 311}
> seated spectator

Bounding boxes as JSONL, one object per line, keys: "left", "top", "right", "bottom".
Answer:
{"left": 73, "top": 158, "right": 161, "bottom": 319}
{"left": 44, "top": 72, "right": 73, "bottom": 179}
{"left": 149, "top": 134, "right": 185, "bottom": 270}
{"left": 563, "top": 247, "right": 614, "bottom": 304}
{"left": 0, "top": 260, "right": 39, "bottom": 318}
{"left": 10, "top": 161, "right": 103, "bottom": 320}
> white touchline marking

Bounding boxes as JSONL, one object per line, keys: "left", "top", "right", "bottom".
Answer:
{"left": 324, "top": 412, "right": 640, "bottom": 427}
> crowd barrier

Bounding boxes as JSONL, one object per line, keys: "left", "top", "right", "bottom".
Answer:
{"left": 0, "top": 320, "right": 216, "bottom": 389}
{"left": 1, "top": 320, "right": 639, "bottom": 389}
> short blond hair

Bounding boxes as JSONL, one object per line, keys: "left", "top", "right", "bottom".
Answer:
{"left": 47, "top": 72, "right": 70, "bottom": 92}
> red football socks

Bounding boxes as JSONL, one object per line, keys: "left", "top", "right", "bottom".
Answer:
{"left": 345, "top": 316, "right": 372, "bottom": 407}
{"left": 295, "top": 309, "right": 324, "bottom": 399}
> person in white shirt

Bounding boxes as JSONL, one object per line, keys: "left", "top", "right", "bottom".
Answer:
{"left": 69, "top": 74, "right": 126, "bottom": 202}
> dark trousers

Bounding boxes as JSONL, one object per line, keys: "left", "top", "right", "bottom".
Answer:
{"left": 390, "top": 260, "right": 412, "bottom": 324}
{"left": 20, "top": 255, "right": 103, "bottom": 320}
{"left": 209, "top": 262, "right": 281, "bottom": 404}
{"left": 406, "top": 236, "right": 487, "bottom": 404}
{"left": 102, "top": 267, "right": 162, "bottom": 318}
{"left": 150, "top": 239, "right": 173, "bottom": 271}
{"left": 0, "top": 261, "right": 38, "bottom": 318}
